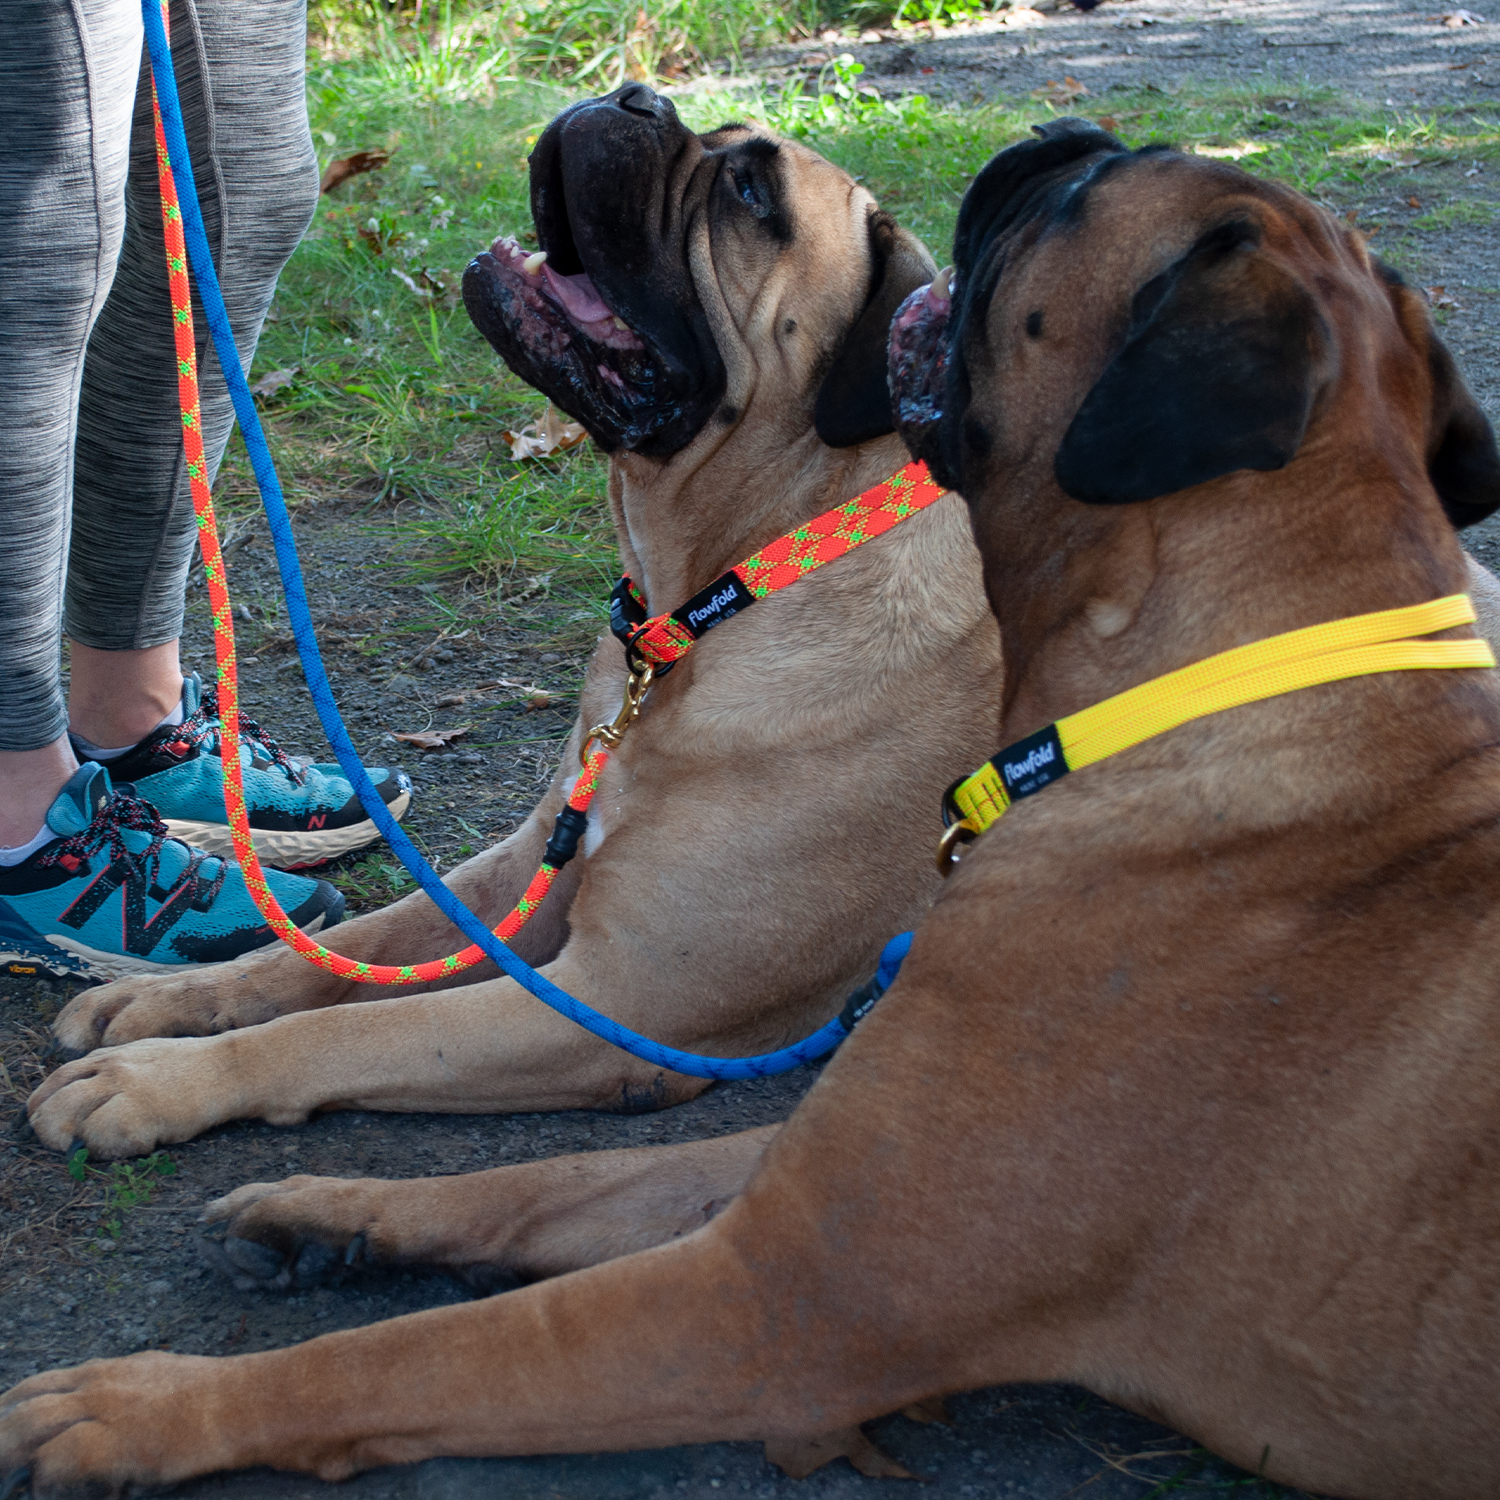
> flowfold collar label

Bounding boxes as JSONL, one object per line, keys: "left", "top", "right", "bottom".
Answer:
{"left": 673, "top": 571, "right": 755, "bottom": 638}
{"left": 993, "top": 722, "right": 1069, "bottom": 801}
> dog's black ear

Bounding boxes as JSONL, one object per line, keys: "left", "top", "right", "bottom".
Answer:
{"left": 1427, "top": 334, "right": 1500, "bottom": 528}
{"left": 1054, "top": 219, "right": 1333, "bottom": 505}
{"left": 1378, "top": 260, "right": 1500, "bottom": 528}
{"left": 815, "top": 210, "right": 937, "bottom": 449}
{"left": 1375, "top": 273, "right": 1500, "bottom": 530}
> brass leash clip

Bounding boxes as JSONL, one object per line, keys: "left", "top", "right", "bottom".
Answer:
{"left": 936, "top": 818, "right": 977, "bottom": 876}
{"left": 580, "top": 657, "right": 656, "bottom": 767}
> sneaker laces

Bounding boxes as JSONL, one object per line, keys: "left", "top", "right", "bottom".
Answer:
{"left": 38, "top": 787, "right": 229, "bottom": 908}
{"left": 178, "top": 685, "right": 307, "bottom": 786}
{"left": 39, "top": 788, "right": 172, "bottom": 876}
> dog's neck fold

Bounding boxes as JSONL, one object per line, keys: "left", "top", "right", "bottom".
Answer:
{"left": 608, "top": 430, "right": 916, "bottom": 610}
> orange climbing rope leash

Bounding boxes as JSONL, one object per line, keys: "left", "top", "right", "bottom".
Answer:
{"left": 148, "top": 8, "right": 945, "bottom": 987}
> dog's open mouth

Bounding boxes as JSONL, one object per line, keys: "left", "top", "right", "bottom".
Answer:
{"left": 484, "top": 235, "right": 647, "bottom": 358}
{"left": 463, "top": 223, "right": 666, "bottom": 444}
{"left": 888, "top": 267, "right": 953, "bottom": 462}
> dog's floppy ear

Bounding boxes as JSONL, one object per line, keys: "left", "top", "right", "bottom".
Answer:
{"left": 815, "top": 210, "right": 937, "bottom": 449}
{"left": 1054, "top": 219, "right": 1332, "bottom": 505}
{"left": 1427, "top": 334, "right": 1500, "bottom": 528}
{"left": 1379, "top": 267, "right": 1500, "bottom": 529}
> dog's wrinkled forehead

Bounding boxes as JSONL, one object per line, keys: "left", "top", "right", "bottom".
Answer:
{"left": 951, "top": 121, "right": 1320, "bottom": 308}
{"left": 923, "top": 121, "right": 1500, "bottom": 527}
{"left": 953, "top": 119, "right": 1132, "bottom": 278}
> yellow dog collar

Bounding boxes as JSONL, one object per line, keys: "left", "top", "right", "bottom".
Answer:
{"left": 938, "top": 593, "right": 1495, "bottom": 873}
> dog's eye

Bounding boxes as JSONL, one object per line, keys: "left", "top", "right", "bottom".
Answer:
{"left": 729, "top": 166, "right": 769, "bottom": 218}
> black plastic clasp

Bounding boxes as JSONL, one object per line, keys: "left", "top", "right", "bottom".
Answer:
{"left": 608, "top": 576, "right": 672, "bottom": 679}
{"left": 837, "top": 976, "right": 884, "bottom": 1035}
{"left": 543, "top": 805, "right": 590, "bottom": 868}
{"left": 833, "top": 932, "right": 912, "bottom": 1040}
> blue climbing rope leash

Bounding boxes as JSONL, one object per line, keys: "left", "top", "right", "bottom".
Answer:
{"left": 142, "top": 0, "right": 906, "bottom": 1079}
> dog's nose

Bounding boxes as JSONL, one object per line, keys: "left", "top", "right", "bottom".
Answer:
{"left": 614, "top": 82, "right": 673, "bottom": 122}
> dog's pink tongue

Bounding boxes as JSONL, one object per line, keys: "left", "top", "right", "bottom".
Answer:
{"left": 542, "top": 265, "right": 612, "bottom": 324}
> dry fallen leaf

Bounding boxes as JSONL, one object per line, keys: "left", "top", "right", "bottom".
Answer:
{"left": 250, "top": 366, "right": 299, "bottom": 399}
{"left": 499, "top": 404, "right": 590, "bottom": 461}
{"left": 1192, "top": 141, "right": 1268, "bottom": 160}
{"left": 1426, "top": 285, "right": 1462, "bottom": 309}
{"left": 1031, "top": 75, "right": 1090, "bottom": 105}
{"left": 526, "top": 690, "right": 553, "bottom": 711}
{"left": 1097, "top": 114, "right": 1120, "bottom": 132}
{"left": 319, "top": 149, "right": 391, "bottom": 194}
{"left": 433, "top": 693, "right": 467, "bottom": 708}
{"left": 1000, "top": 5, "right": 1047, "bottom": 24}
{"left": 473, "top": 675, "right": 550, "bottom": 697}
{"left": 391, "top": 725, "right": 473, "bottom": 751}
{"left": 764, "top": 1427, "right": 919, "bottom": 1480}
{"left": 1408, "top": 194, "right": 1423, "bottom": 208}
{"left": 901, "top": 1395, "right": 953, "bottom": 1425}
{"left": 1441, "top": 7, "right": 1486, "bottom": 24}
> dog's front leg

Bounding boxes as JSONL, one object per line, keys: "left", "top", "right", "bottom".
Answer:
{"left": 28, "top": 950, "right": 719, "bottom": 1158}
{"left": 0, "top": 1137, "right": 966, "bottom": 1496}
{"left": 48, "top": 641, "right": 631, "bottom": 1054}
{"left": 198, "top": 1126, "right": 781, "bottom": 1290}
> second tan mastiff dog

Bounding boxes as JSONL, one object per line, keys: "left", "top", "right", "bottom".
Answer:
{"left": 5, "top": 123, "right": 1500, "bottom": 1499}
{"left": 23, "top": 85, "right": 1000, "bottom": 1157}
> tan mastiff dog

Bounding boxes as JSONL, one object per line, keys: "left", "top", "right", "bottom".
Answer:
{"left": 6, "top": 123, "right": 1500, "bottom": 1500}
{"left": 23, "top": 85, "right": 1000, "bottom": 1156}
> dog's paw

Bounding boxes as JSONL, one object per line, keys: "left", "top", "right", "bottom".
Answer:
{"left": 26, "top": 1037, "right": 245, "bottom": 1159}
{"left": 50, "top": 973, "right": 269, "bottom": 1056}
{"left": 200, "top": 1177, "right": 380, "bottom": 1291}
{"left": 0, "top": 1353, "right": 219, "bottom": 1498}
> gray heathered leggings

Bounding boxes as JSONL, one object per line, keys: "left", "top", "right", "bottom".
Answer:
{"left": 0, "top": 0, "right": 319, "bottom": 751}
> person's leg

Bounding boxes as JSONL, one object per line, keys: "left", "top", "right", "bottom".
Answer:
{"left": 66, "top": 0, "right": 318, "bottom": 740}
{"left": 59, "top": 0, "right": 410, "bottom": 870}
{"left": 0, "top": 0, "right": 140, "bottom": 852}
{"left": 0, "top": 0, "right": 346, "bottom": 979}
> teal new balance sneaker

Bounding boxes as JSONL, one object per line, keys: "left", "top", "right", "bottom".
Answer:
{"left": 72, "top": 674, "right": 412, "bottom": 869}
{"left": 0, "top": 763, "right": 344, "bottom": 982}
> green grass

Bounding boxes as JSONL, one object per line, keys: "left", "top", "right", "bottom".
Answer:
{"left": 1412, "top": 198, "right": 1497, "bottom": 230}
{"left": 307, "top": 0, "right": 887, "bottom": 93}
{"left": 239, "top": 62, "right": 1498, "bottom": 611}
{"left": 66, "top": 1149, "right": 179, "bottom": 1240}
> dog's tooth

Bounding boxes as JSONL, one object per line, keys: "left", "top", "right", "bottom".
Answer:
{"left": 613, "top": 317, "right": 629, "bottom": 331}
{"left": 930, "top": 266, "right": 953, "bottom": 301}
{"left": 523, "top": 250, "right": 548, "bottom": 275}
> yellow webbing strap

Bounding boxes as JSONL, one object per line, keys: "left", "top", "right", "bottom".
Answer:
{"left": 945, "top": 593, "right": 1495, "bottom": 857}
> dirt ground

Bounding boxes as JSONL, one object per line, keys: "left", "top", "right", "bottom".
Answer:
{"left": 4, "top": 0, "right": 1499, "bottom": 1493}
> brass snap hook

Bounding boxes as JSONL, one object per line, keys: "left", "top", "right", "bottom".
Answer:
{"left": 936, "top": 818, "right": 977, "bottom": 876}
{"left": 580, "top": 658, "right": 656, "bottom": 767}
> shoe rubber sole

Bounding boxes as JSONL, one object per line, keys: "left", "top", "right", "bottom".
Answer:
{"left": 164, "top": 789, "right": 411, "bottom": 869}
{"left": 0, "top": 907, "right": 338, "bottom": 984}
